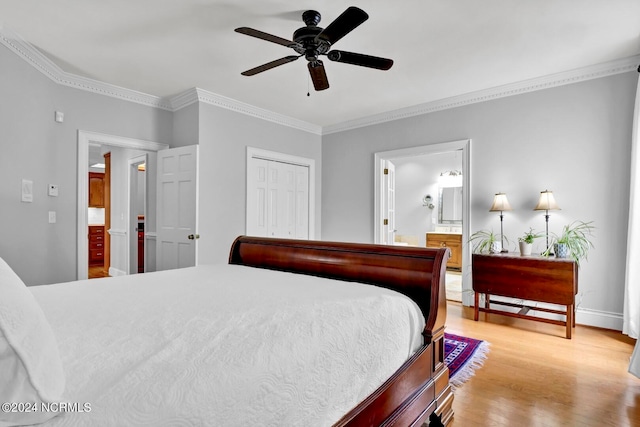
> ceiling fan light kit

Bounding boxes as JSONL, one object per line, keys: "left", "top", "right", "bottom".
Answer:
{"left": 235, "top": 7, "right": 393, "bottom": 91}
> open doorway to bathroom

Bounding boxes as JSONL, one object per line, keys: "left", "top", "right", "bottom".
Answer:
{"left": 374, "top": 140, "right": 471, "bottom": 305}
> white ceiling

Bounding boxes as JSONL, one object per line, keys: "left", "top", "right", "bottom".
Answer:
{"left": 1, "top": 0, "right": 639, "bottom": 128}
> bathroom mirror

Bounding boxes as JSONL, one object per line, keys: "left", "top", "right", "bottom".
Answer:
{"left": 439, "top": 186, "right": 463, "bottom": 224}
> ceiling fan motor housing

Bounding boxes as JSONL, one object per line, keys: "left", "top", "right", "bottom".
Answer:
{"left": 302, "top": 10, "right": 321, "bottom": 26}
{"left": 294, "top": 10, "right": 330, "bottom": 62}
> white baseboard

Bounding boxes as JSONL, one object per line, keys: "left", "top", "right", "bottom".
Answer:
{"left": 576, "top": 307, "right": 623, "bottom": 331}
{"left": 108, "top": 267, "right": 127, "bottom": 277}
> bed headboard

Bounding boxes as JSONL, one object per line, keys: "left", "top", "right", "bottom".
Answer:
{"left": 228, "top": 236, "right": 450, "bottom": 340}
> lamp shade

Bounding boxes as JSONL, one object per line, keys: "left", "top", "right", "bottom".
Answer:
{"left": 489, "top": 193, "right": 512, "bottom": 212}
{"left": 534, "top": 190, "right": 560, "bottom": 211}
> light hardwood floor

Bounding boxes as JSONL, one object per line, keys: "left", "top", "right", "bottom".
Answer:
{"left": 88, "top": 264, "right": 109, "bottom": 279}
{"left": 445, "top": 301, "right": 640, "bottom": 427}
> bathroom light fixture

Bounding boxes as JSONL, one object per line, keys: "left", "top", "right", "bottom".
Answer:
{"left": 438, "top": 170, "right": 462, "bottom": 187}
{"left": 534, "top": 190, "right": 560, "bottom": 252}
{"left": 489, "top": 192, "right": 512, "bottom": 252}
{"left": 422, "top": 194, "right": 434, "bottom": 210}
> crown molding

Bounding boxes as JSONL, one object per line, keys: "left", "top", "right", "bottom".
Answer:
{"left": 2, "top": 25, "right": 637, "bottom": 137}
{"left": 168, "top": 88, "right": 322, "bottom": 135}
{"left": 0, "top": 26, "right": 173, "bottom": 110}
{"left": 323, "top": 54, "right": 640, "bottom": 135}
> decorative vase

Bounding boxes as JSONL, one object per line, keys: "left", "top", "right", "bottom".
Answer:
{"left": 555, "top": 243, "right": 569, "bottom": 258}
{"left": 489, "top": 241, "right": 502, "bottom": 254}
{"left": 519, "top": 241, "right": 532, "bottom": 256}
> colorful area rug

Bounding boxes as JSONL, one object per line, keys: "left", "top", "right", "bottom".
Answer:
{"left": 444, "top": 333, "right": 490, "bottom": 390}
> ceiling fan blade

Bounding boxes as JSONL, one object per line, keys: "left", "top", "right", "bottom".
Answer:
{"left": 315, "top": 6, "right": 368, "bottom": 46}
{"left": 308, "top": 61, "right": 329, "bottom": 91}
{"left": 235, "top": 27, "right": 301, "bottom": 49}
{"left": 327, "top": 50, "right": 393, "bottom": 70}
{"left": 241, "top": 56, "right": 300, "bottom": 76}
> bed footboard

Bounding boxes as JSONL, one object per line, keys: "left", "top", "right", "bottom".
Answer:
{"left": 229, "top": 236, "right": 453, "bottom": 426}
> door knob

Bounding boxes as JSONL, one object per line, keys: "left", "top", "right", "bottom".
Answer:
{"left": 187, "top": 234, "right": 200, "bottom": 240}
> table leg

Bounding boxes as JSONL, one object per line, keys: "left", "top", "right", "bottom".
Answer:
{"left": 566, "top": 305, "right": 572, "bottom": 339}
{"left": 474, "top": 292, "right": 479, "bottom": 321}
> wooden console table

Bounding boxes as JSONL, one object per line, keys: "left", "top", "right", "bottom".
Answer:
{"left": 472, "top": 253, "right": 578, "bottom": 339}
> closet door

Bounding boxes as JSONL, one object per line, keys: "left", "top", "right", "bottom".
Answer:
{"left": 247, "top": 158, "right": 269, "bottom": 237}
{"left": 247, "top": 158, "right": 309, "bottom": 239}
{"left": 294, "top": 165, "right": 309, "bottom": 239}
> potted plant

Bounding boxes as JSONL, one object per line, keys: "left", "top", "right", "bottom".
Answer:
{"left": 545, "top": 220, "right": 595, "bottom": 266}
{"left": 517, "top": 228, "right": 543, "bottom": 256}
{"left": 469, "top": 229, "right": 506, "bottom": 254}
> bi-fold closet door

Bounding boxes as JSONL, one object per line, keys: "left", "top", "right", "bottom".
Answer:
{"left": 247, "top": 157, "right": 309, "bottom": 239}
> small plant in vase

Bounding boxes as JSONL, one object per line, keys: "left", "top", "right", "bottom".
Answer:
{"left": 517, "top": 228, "right": 543, "bottom": 256}
{"left": 469, "top": 229, "right": 507, "bottom": 254}
{"left": 545, "top": 220, "right": 595, "bottom": 266}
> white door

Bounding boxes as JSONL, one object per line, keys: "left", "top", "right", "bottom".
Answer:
{"left": 128, "top": 154, "right": 147, "bottom": 274}
{"left": 156, "top": 145, "right": 199, "bottom": 270}
{"left": 268, "top": 161, "right": 295, "bottom": 238}
{"left": 382, "top": 160, "right": 396, "bottom": 245}
{"left": 247, "top": 158, "right": 269, "bottom": 237}
{"left": 247, "top": 158, "right": 309, "bottom": 239}
{"left": 295, "top": 165, "right": 309, "bottom": 239}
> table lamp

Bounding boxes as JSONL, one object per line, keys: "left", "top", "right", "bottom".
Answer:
{"left": 533, "top": 190, "right": 560, "bottom": 252}
{"left": 489, "top": 192, "right": 512, "bottom": 253}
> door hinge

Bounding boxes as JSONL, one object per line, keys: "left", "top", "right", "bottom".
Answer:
{"left": 383, "top": 168, "right": 388, "bottom": 175}
{"left": 383, "top": 219, "right": 388, "bottom": 225}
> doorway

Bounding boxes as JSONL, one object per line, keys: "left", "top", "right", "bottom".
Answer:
{"left": 87, "top": 147, "right": 110, "bottom": 279}
{"left": 129, "top": 155, "right": 147, "bottom": 274}
{"left": 77, "top": 131, "right": 169, "bottom": 280}
{"left": 374, "top": 140, "right": 472, "bottom": 306}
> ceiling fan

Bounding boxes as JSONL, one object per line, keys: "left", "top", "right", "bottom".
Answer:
{"left": 234, "top": 6, "right": 393, "bottom": 91}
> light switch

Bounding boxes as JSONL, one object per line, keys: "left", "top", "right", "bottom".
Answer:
{"left": 48, "top": 184, "right": 59, "bottom": 197}
{"left": 54, "top": 111, "right": 64, "bottom": 123}
{"left": 48, "top": 211, "right": 56, "bottom": 223}
{"left": 21, "top": 179, "right": 33, "bottom": 202}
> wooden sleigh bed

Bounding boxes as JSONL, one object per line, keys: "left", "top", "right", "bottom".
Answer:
{"left": 1, "top": 236, "right": 453, "bottom": 427}
{"left": 229, "top": 236, "right": 454, "bottom": 427}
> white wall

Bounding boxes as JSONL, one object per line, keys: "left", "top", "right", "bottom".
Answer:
{"left": 322, "top": 72, "right": 637, "bottom": 330}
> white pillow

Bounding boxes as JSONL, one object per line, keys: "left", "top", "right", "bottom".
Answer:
{"left": 0, "top": 257, "right": 65, "bottom": 426}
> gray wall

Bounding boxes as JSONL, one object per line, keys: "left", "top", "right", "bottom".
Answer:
{"left": 0, "top": 44, "right": 172, "bottom": 285}
{"left": 172, "top": 102, "right": 199, "bottom": 147}
{"left": 197, "top": 103, "right": 322, "bottom": 264}
{"left": 0, "top": 43, "right": 322, "bottom": 284}
{"left": 322, "top": 72, "right": 637, "bottom": 329}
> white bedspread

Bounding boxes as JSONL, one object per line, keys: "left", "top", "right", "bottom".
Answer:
{"left": 30, "top": 264, "right": 425, "bottom": 427}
